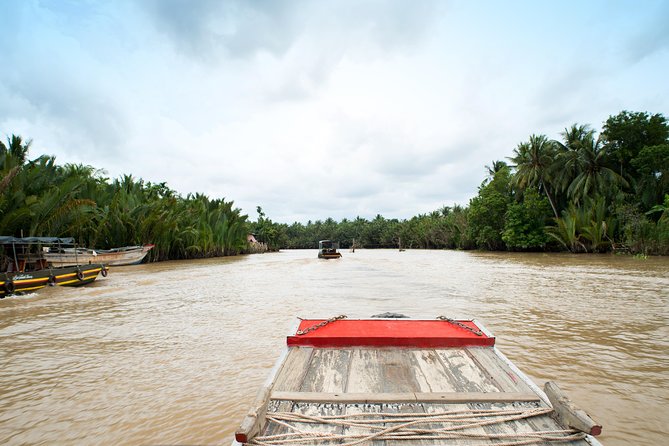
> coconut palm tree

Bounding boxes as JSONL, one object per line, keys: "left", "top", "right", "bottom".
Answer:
{"left": 508, "top": 134, "right": 559, "bottom": 218}
{"left": 552, "top": 124, "right": 595, "bottom": 200}
{"left": 485, "top": 160, "right": 508, "bottom": 181}
{"left": 567, "top": 136, "right": 627, "bottom": 204}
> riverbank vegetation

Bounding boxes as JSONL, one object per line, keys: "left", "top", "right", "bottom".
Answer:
{"left": 1, "top": 110, "right": 667, "bottom": 258}
{"left": 0, "top": 136, "right": 249, "bottom": 260}
{"left": 272, "top": 111, "right": 669, "bottom": 255}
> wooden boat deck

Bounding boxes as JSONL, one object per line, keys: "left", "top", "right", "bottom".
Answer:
{"left": 235, "top": 319, "right": 602, "bottom": 445}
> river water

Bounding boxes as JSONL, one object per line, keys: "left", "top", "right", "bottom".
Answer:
{"left": 0, "top": 249, "right": 667, "bottom": 445}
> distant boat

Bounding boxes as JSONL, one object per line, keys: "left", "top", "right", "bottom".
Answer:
{"left": 44, "top": 244, "right": 154, "bottom": 267}
{"left": 317, "top": 240, "right": 342, "bottom": 259}
{"left": 0, "top": 236, "right": 108, "bottom": 298}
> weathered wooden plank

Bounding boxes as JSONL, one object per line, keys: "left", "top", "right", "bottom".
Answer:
{"left": 465, "top": 347, "right": 533, "bottom": 393}
{"left": 467, "top": 401, "right": 537, "bottom": 446}
{"left": 235, "top": 386, "right": 271, "bottom": 444}
{"left": 271, "top": 346, "right": 314, "bottom": 392}
{"left": 411, "top": 349, "right": 458, "bottom": 392}
{"left": 380, "top": 349, "right": 423, "bottom": 393}
{"left": 348, "top": 348, "right": 433, "bottom": 393}
{"left": 436, "top": 349, "right": 501, "bottom": 392}
{"left": 384, "top": 402, "right": 430, "bottom": 446}
{"left": 545, "top": 381, "right": 602, "bottom": 436}
{"left": 342, "top": 403, "right": 385, "bottom": 446}
{"left": 483, "top": 401, "right": 591, "bottom": 446}
{"left": 423, "top": 402, "right": 492, "bottom": 446}
{"left": 274, "top": 349, "right": 349, "bottom": 443}
{"left": 346, "top": 348, "right": 385, "bottom": 393}
{"left": 412, "top": 349, "right": 474, "bottom": 446}
{"left": 300, "top": 348, "right": 352, "bottom": 393}
{"left": 343, "top": 349, "right": 386, "bottom": 445}
{"left": 236, "top": 346, "right": 298, "bottom": 444}
{"left": 270, "top": 391, "right": 541, "bottom": 403}
{"left": 260, "top": 347, "right": 314, "bottom": 441}
{"left": 417, "top": 392, "right": 540, "bottom": 403}
{"left": 291, "top": 402, "right": 346, "bottom": 440}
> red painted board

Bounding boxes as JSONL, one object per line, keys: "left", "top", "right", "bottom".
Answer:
{"left": 287, "top": 319, "right": 495, "bottom": 348}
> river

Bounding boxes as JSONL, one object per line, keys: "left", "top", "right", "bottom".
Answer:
{"left": 0, "top": 249, "right": 667, "bottom": 445}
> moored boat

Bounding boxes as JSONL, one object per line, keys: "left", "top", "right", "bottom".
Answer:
{"left": 0, "top": 236, "right": 108, "bottom": 298}
{"left": 234, "top": 316, "right": 603, "bottom": 445}
{"left": 318, "top": 240, "right": 342, "bottom": 259}
{"left": 44, "top": 244, "right": 154, "bottom": 267}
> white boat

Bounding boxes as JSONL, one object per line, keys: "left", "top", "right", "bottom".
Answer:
{"left": 44, "top": 244, "right": 154, "bottom": 267}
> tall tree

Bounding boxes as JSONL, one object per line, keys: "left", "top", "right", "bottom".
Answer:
{"left": 553, "top": 124, "right": 596, "bottom": 202}
{"left": 485, "top": 160, "right": 508, "bottom": 182}
{"left": 508, "top": 134, "right": 559, "bottom": 218}
{"left": 631, "top": 144, "right": 669, "bottom": 211}
{"left": 601, "top": 111, "right": 669, "bottom": 179}
{"left": 467, "top": 167, "right": 513, "bottom": 250}
{"left": 566, "top": 135, "right": 627, "bottom": 204}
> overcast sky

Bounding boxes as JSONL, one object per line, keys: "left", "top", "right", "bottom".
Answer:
{"left": 1, "top": 0, "right": 668, "bottom": 223}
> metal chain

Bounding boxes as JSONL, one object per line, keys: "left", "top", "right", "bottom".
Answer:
{"left": 296, "top": 315, "right": 347, "bottom": 335}
{"left": 436, "top": 316, "right": 483, "bottom": 336}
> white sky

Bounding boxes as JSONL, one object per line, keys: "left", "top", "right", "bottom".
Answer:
{"left": 1, "top": 0, "right": 668, "bottom": 223}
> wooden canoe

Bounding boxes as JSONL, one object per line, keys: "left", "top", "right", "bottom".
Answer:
{"left": 234, "top": 317, "right": 603, "bottom": 445}
{"left": 44, "top": 244, "right": 154, "bottom": 267}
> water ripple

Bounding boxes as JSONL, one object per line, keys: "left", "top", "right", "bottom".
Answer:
{"left": 0, "top": 250, "right": 667, "bottom": 445}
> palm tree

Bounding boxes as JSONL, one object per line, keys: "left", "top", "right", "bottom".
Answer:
{"left": 0, "top": 135, "right": 31, "bottom": 167}
{"left": 508, "top": 134, "right": 559, "bottom": 218}
{"left": 552, "top": 124, "right": 595, "bottom": 199}
{"left": 485, "top": 160, "right": 508, "bottom": 181}
{"left": 0, "top": 135, "right": 32, "bottom": 196}
{"left": 567, "top": 137, "right": 627, "bottom": 204}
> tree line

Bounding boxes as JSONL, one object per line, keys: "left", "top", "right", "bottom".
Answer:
{"left": 262, "top": 111, "right": 669, "bottom": 255}
{"left": 2, "top": 110, "right": 667, "bottom": 259}
{"left": 0, "top": 136, "right": 249, "bottom": 260}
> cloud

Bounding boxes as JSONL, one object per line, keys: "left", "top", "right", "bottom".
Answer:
{"left": 0, "top": 1, "right": 130, "bottom": 161}
{"left": 142, "top": 0, "right": 438, "bottom": 58}
{"left": 140, "top": 0, "right": 302, "bottom": 58}
{"left": 1, "top": 0, "right": 668, "bottom": 225}
{"left": 624, "top": 2, "right": 669, "bottom": 64}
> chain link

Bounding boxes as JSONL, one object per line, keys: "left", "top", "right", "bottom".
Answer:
{"left": 296, "top": 315, "right": 347, "bottom": 335}
{"left": 436, "top": 316, "right": 483, "bottom": 336}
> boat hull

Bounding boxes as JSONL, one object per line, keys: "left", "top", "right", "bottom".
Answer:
{"left": 44, "top": 245, "right": 153, "bottom": 267}
{"left": 234, "top": 317, "right": 603, "bottom": 446}
{"left": 317, "top": 252, "right": 342, "bottom": 259}
{"left": 0, "top": 264, "right": 105, "bottom": 298}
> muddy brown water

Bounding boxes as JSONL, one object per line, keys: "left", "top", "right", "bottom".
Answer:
{"left": 0, "top": 249, "right": 667, "bottom": 445}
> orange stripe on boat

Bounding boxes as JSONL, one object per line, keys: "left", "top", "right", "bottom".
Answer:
{"left": 287, "top": 319, "right": 495, "bottom": 348}
{"left": 14, "top": 278, "right": 49, "bottom": 286}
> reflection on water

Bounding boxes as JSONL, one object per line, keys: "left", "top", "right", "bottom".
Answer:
{"left": 0, "top": 250, "right": 667, "bottom": 445}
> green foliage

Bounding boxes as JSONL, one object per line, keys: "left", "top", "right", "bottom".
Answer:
{"left": 617, "top": 201, "right": 669, "bottom": 255}
{"left": 280, "top": 206, "right": 471, "bottom": 250}
{"left": 286, "top": 111, "right": 667, "bottom": 255}
{"left": 508, "top": 134, "right": 560, "bottom": 218}
{"left": 4, "top": 108, "right": 669, "bottom": 258}
{"left": 502, "top": 188, "right": 551, "bottom": 250}
{"left": 546, "top": 197, "right": 616, "bottom": 253}
{"left": 632, "top": 145, "right": 669, "bottom": 210}
{"left": 251, "top": 206, "right": 287, "bottom": 251}
{"left": 601, "top": 111, "right": 669, "bottom": 180}
{"left": 0, "top": 136, "right": 250, "bottom": 261}
{"left": 467, "top": 168, "right": 512, "bottom": 250}
{"left": 546, "top": 205, "right": 587, "bottom": 253}
{"left": 565, "top": 136, "right": 627, "bottom": 204}
{"left": 648, "top": 194, "right": 669, "bottom": 222}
